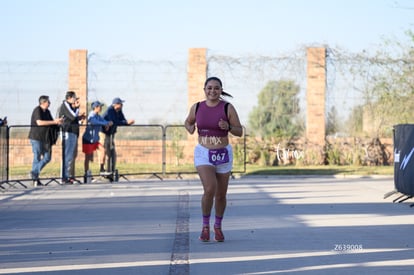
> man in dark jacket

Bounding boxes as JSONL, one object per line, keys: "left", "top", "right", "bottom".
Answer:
{"left": 58, "top": 91, "right": 85, "bottom": 184}
{"left": 0, "top": 116, "right": 7, "bottom": 126}
{"left": 101, "top": 97, "right": 134, "bottom": 174}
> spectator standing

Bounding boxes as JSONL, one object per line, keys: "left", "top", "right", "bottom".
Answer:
{"left": 101, "top": 97, "right": 134, "bottom": 174}
{"left": 0, "top": 116, "right": 7, "bottom": 126}
{"left": 28, "top": 95, "right": 63, "bottom": 186}
{"left": 69, "top": 97, "right": 85, "bottom": 177}
{"left": 82, "top": 101, "right": 113, "bottom": 177}
{"left": 58, "top": 91, "right": 85, "bottom": 184}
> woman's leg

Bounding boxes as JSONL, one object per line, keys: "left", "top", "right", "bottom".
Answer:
{"left": 197, "top": 165, "right": 217, "bottom": 216}
{"left": 215, "top": 172, "right": 230, "bottom": 217}
{"left": 196, "top": 165, "right": 216, "bottom": 241}
{"left": 213, "top": 172, "right": 230, "bottom": 241}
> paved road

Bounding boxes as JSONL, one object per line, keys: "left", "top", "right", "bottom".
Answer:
{"left": 1, "top": 175, "right": 413, "bottom": 274}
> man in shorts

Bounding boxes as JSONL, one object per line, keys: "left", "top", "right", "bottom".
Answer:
{"left": 82, "top": 101, "right": 113, "bottom": 177}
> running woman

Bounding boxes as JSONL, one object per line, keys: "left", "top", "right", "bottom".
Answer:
{"left": 184, "top": 76, "right": 243, "bottom": 242}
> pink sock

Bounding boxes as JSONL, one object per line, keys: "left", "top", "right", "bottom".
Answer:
{"left": 214, "top": 215, "right": 223, "bottom": 228}
{"left": 203, "top": 215, "right": 210, "bottom": 227}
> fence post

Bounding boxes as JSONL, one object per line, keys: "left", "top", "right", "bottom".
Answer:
{"left": 162, "top": 125, "right": 166, "bottom": 176}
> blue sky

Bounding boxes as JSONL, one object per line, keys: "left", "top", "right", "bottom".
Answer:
{"left": 1, "top": 0, "right": 413, "bottom": 61}
{"left": 0, "top": 0, "right": 413, "bottom": 126}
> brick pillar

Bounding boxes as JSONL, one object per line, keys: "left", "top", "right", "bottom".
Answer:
{"left": 68, "top": 49, "right": 88, "bottom": 176}
{"left": 186, "top": 48, "right": 207, "bottom": 151}
{"left": 306, "top": 48, "right": 326, "bottom": 145}
{"left": 68, "top": 49, "right": 88, "bottom": 116}
{"left": 188, "top": 48, "right": 207, "bottom": 110}
{"left": 306, "top": 47, "right": 326, "bottom": 146}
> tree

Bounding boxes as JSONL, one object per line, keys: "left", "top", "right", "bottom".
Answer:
{"left": 346, "top": 105, "right": 363, "bottom": 136}
{"left": 326, "top": 106, "right": 340, "bottom": 135}
{"left": 248, "top": 80, "right": 302, "bottom": 139}
{"left": 344, "top": 31, "right": 414, "bottom": 137}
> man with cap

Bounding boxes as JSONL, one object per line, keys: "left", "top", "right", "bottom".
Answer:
{"left": 0, "top": 116, "right": 7, "bottom": 126}
{"left": 82, "top": 101, "right": 113, "bottom": 177}
{"left": 58, "top": 91, "right": 86, "bottom": 184}
{"left": 101, "top": 97, "right": 135, "bottom": 174}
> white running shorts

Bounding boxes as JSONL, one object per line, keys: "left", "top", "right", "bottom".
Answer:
{"left": 194, "top": 144, "right": 233, "bottom": 174}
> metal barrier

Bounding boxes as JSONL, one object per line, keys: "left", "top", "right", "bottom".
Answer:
{"left": 109, "top": 124, "right": 165, "bottom": 180}
{"left": 164, "top": 125, "right": 197, "bottom": 176}
{"left": 5, "top": 125, "right": 63, "bottom": 189}
{"left": 0, "top": 126, "right": 8, "bottom": 190}
{"left": 0, "top": 124, "right": 246, "bottom": 190}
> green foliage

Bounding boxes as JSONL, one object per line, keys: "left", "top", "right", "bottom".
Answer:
{"left": 346, "top": 31, "right": 414, "bottom": 138}
{"left": 326, "top": 143, "right": 342, "bottom": 165}
{"left": 168, "top": 127, "right": 185, "bottom": 165}
{"left": 248, "top": 80, "right": 303, "bottom": 139}
{"left": 326, "top": 106, "right": 340, "bottom": 136}
{"left": 345, "top": 105, "right": 363, "bottom": 136}
{"left": 245, "top": 164, "right": 393, "bottom": 176}
{"left": 232, "top": 142, "right": 245, "bottom": 168}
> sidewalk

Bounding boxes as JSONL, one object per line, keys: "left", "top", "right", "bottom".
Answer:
{"left": 0, "top": 176, "right": 413, "bottom": 274}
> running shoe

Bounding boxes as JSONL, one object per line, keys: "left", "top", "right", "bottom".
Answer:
{"left": 214, "top": 227, "right": 225, "bottom": 242}
{"left": 199, "top": 226, "right": 210, "bottom": 242}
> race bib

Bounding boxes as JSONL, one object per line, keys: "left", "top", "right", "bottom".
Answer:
{"left": 208, "top": 148, "right": 229, "bottom": 165}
